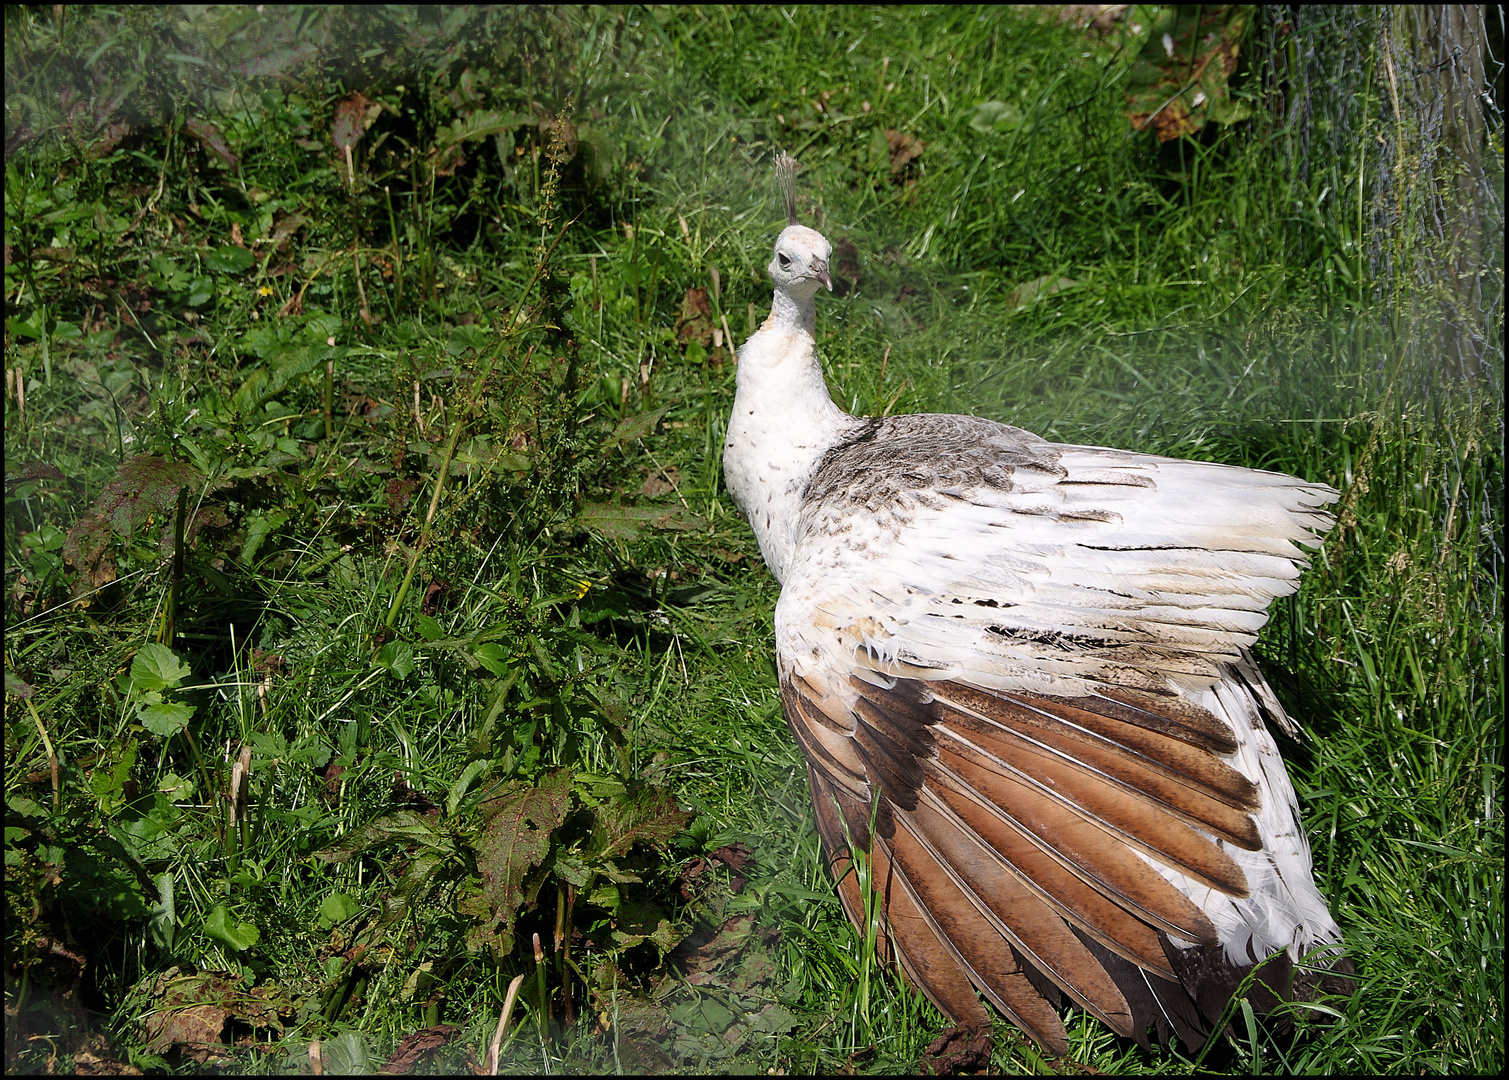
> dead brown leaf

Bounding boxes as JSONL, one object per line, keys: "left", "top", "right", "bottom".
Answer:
{"left": 672, "top": 914, "right": 756, "bottom": 986}
{"left": 332, "top": 93, "right": 373, "bottom": 152}
{"left": 376, "top": 1024, "right": 462, "bottom": 1073}
{"left": 144, "top": 1001, "right": 229, "bottom": 1057}
{"left": 61, "top": 455, "right": 225, "bottom": 592}
{"left": 89, "top": 120, "right": 133, "bottom": 159}
{"left": 886, "top": 129, "right": 926, "bottom": 174}
{"left": 710, "top": 842, "right": 754, "bottom": 892}
{"left": 460, "top": 769, "right": 572, "bottom": 954}
{"left": 420, "top": 577, "right": 451, "bottom": 616}
{"left": 268, "top": 210, "right": 307, "bottom": 252}
{"left": 72, "top": 1038, "right": 143, "bottom": 1076}
{"left": 676, "top": 286, "right": 715, "bottom": 346}
{"left": 185, "top": 118, "right": 238, "bottom": 168}
{"left": 137, "top": 968, "right": 296, "bottom": 1062}
{"left": 640, "top": 465, "right": 679, "bottom": 497}
{"left": 919, "top": 1023, "right": 992, "bottom": 1075}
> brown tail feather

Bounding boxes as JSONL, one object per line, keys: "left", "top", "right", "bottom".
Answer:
{"left": 1086, "top": 686, "right": 1243, "bottom": 754}
{"left": 786, "top": 672, "right": 1351, "bottom": 1055}
{"left": 909, "top": 784, "right": 1180, "bottom": 979}
{"left": 809, "top": 768, "right": 1014, "bottom": 1043}
{"left": 1074, "top": 929, "right": 1211, "bottom": 1050}
{"left": 995, "top": 692, "right": 1262, "bottom": 812}
{"left": 878, "top": 809, "right": 1075, "bottom": 1052}
{"left": 922, "top": 745, "right": 1222, "bottom": 942}
{"left": 933, "top": 685, "right": 1263, "bottom": 856}
{"left": 891, "top": 796, "right": 1137, "bottom": 1034}
{"left": 935, "top": 731, "right": 1251, "bottom": 897}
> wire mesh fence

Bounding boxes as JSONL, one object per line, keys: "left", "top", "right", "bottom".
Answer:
{"left": 1252, "top": 5, "right": 1503, "bottom": 388}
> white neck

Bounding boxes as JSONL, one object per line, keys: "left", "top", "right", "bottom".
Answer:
{"left": 766, "top": 281, "right": 816, "bottom": 333}
{"left": 723, "top": 284, "right": 855, "bottom": 583}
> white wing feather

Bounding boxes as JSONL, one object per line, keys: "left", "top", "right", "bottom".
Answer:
{"left": 775, "top": 429, "right": 1344, "bottom": 965}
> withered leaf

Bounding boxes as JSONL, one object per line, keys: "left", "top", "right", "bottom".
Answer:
{"left": 332, "top": 93, "right": 373, "bottom": 152}
{"left": 1124, "top": 5, "right": 1253, "bottom": 142}
{"left": 62, "top": 456, "right": 222, "bottom": 590}
{"left": 920, "top": 1023, "right": 992, "bottom": 1075}
{"left": 592, "top": 784, "right": 692, "bottom": 860}
{"left": 465, "top": 768, "right": 572, "bottom": 955}
{"left": 886, "top": 129, "right": 926, "bottom": 174}
{"left": 676, "top": 287, "right": 714, "bottom": 346}
{"left": 376, "top": 1024, "right": 462, "bottom": 1074}
{"left": 185, "top": 118, "right": 237, "bottom": 168}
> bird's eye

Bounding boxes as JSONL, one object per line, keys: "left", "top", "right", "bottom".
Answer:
{"left": 777, "top": 252, "right": 791, "bottom": 268}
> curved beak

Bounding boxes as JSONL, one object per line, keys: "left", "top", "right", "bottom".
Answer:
{"left": 813, "top": 260, "right": 832, "bottom": 292}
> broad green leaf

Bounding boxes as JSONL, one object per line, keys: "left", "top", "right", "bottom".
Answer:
{"left": 400, "top": 961, "right": 437, "bottom": 1005}
{"left": 131, "top": 643, "right": 191, "bottom": 692}
{"left": 248, "top": 730, "right": 289, "bottom": 760}
{"left": 148, "top": 872, "right": 176, "bottom": 951}
{"left": 970, "top": 100, "right": 1028, "bottom": 134}
{"left": 575, "top": 501, "right": 707, "bottom": 542}
{"left": 319, "top": 891, "right": 359, "bottom": 927}
{"left": 374, "top": 642, "right": 415, "bottom": 678}
{"left": 446, "top": 323, "right": 491, "bottom": 355}
{"left": 320, "top": 1032, "right": 372, "bottom": 1075}
{"left": 670, "top": 996, "right": 736, "bottom": 1035}
{"left": 612, "top": 900, "right": 683, "bottom": 956}
{"left": 8, "top": 309, "right": 46, "bottom": 339}
{"left": 186, "top": 275, "right": 214, "bottom": 306}
{"left": 204, "top": 245, "right": 255, "bottom": 274}
{"left": 1002, "top": 274, "right": 1079, "bottom": 313}
{"left": 472, "top": 642, "right": 510, "bottom": 677}
{"left": 204, "top": 904, "right": 260, "bottom": 951}
{"left": 605, "top": 406, "right": 669, "bottom": 448}
{"left": 441, "top": 109, "right": 532, "bottom": 147}
{"left": 158, "top": 772, "right": 194, "bottom": 800}
{"left": 316, "top": 809, "right": 454, "bottom": 863}
{"left": 88, "top": 741, "right": 139, "bottom": 809}
{"left": 139, "top": 701, "right": 196, "bottom": 738}
{"left": 446, "top": 758, "right": 490, "bottom": 816}
{"left": 7, "top": 796, "right": 45, "bottom": 818}
{"left": 232, "top": 345, "right": 328, "bottom": 410}
{"left": 750, "top": 1002, "right": 798, "bottom": 1034}
{"left": 551, "top": 850, "right": 593, "bottom": 888}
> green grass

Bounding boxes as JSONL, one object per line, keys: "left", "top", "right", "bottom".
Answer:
{"left": 4, "top": 5, "right": 1502, "bottom": 1074}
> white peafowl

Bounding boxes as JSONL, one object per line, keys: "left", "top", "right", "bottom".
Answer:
{"left": 721, "top": 154, "right": 1355, "bottom": 1055}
